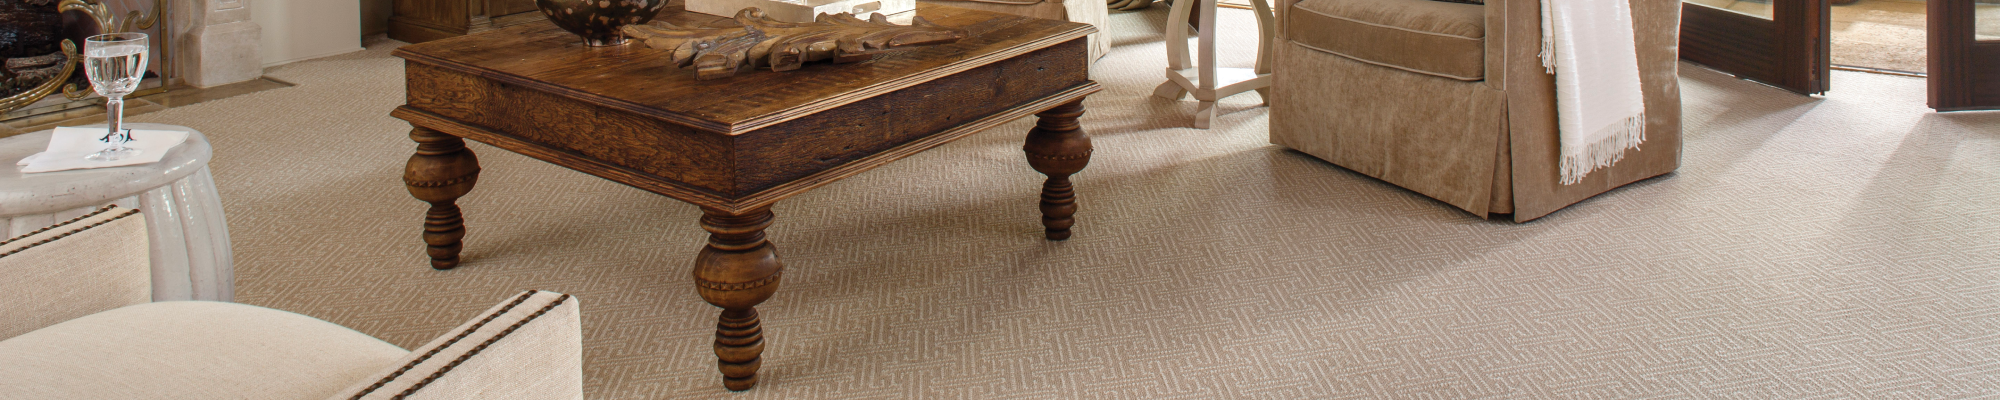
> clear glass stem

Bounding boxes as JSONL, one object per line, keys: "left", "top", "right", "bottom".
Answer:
{"left": 104, "top": 96, "right": 127, "bottom": 151}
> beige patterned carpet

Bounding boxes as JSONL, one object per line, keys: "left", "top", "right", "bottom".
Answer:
{"left": 124, "top": 6, "right": 2000, "bottom": 399}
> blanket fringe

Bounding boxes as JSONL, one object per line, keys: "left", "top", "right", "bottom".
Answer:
{"left": 1559, "top": 114, "right": 1645, "bottom": 185}
{"left": 1539, "top": 0, "right": 1556, "bottom": 74}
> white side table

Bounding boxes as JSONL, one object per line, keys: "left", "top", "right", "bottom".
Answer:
{"left": 0, "top": 123, "right": 234, "bottom": 302}
{"left": 1153, "top": 0, "right": 1276, "bottom": 129}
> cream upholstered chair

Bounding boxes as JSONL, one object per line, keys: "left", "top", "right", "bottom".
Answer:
{"left": 1269, "top": 0, "right": 1681, "bottom": 222}
{"left": 919, "top": 0, "right": 1110, "bottom": 62}
{"left": 0, "top": 207, "right": 583, "bottom": 399}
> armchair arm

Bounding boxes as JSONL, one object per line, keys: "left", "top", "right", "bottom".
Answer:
{"left": 0, "top": 207, "right": 150, "bottom": 341}
{"left": 1489, "top": 0, "right": 1679, "bottom": 92}
{"left": 1276, "top": 0, "right": 1305, "bottom": 40}
{"left": 1631, "top": 0, "right": 1682, "bottom": 93}
{"left": 334, "top": 291, "right": 584, "bottom": 400}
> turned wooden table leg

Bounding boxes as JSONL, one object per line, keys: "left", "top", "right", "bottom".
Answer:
{"left": 403, "top": 127, "right": 481, "bottom": 270}
{"left": 1024, "top": 100, "right": 1093, "bottom": 241}
{"left": 692, "top": 206, "right": 785, "bottom": 391}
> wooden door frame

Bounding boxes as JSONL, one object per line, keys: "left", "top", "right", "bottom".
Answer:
{"left": 1930, "top": 0, "right": 2000, "bottom": 110}
{"left": 1680, "top": 0, "right": 1831, "bottom": 95}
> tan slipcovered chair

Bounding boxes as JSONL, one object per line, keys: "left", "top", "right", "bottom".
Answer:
{"left": 920, "top": 0, "right": 1110, "bottom": 62}
{"left": 0, "top": 207, "right": 584, "bottom": 399}
{"left": 1269, "top": 0, "right": 1681, "bottom": 221}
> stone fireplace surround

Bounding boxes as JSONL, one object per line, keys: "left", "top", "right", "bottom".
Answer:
{"left": 173, "top": 0, "right": 262, "bottom": 87}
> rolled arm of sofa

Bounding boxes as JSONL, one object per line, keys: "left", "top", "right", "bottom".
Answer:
{"left": 333, "top": 291, "right": 585, "bottom": 400}
{"left": 0, "top": 207, "right": 152, "bottom": 341}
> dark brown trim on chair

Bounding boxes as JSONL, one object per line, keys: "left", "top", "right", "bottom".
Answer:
{"left": 351, "top": 290, "right": 541, "bottom": 399}
{"left": 0, "top": 206, "right": 141, "bottom": 259}
{"left": 395, "top": 294, "right": 574, "bottom": 399}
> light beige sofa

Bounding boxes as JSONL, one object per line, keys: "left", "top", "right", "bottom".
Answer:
{"left": 1269, "top": 0, "right": 1682, "bottom": 222}
{"left": 920, "top": 0, "right": 1111, "bottom": 62}
{"left": 0, "top": 207, "right": 584, "bottom": 399}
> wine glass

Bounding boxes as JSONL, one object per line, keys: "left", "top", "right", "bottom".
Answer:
{"left": 82, "top": 32, "right": 149, "bottom": 162}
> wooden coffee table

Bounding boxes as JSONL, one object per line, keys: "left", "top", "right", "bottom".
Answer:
{"left": 390, "top": 4, "right": 1099, "bottom": 391}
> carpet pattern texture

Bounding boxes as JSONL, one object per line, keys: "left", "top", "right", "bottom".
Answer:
{"left": 123, "top": 6, "right": 2000, "bottom": 399}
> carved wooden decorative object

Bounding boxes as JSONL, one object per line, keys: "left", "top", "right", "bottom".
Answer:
{"left": 621, "top": 8, "right": 965, "bottom": 80}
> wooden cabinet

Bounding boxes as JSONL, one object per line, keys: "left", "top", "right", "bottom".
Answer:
{"left": 388, "top": 0, "right": 560, "bottom": 43}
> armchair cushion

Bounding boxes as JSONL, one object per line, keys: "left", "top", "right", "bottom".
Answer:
{"left": 0, "top": 301, "right": 408, "bottom": 399}
{"left": 0, "top": 206, "right": 150, "bottom": 341}
{"left": 1286, "top": 0, "right": 1486, "bottom": 80}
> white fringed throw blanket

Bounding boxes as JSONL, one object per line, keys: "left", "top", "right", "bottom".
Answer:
{"left": 1539, "top": 0, "right": 1646, "bottom": 185}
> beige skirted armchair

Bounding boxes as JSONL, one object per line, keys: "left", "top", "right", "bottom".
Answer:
{"left": 920, "top": 0, "right": 1111, "bottom": 61}
{"left": 1269, "top": 0, "right": 1682, "bottom": 222}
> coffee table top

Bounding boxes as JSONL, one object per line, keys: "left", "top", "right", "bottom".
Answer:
{"left": 391, "top": 4, "right": 1094, "bottom": 135}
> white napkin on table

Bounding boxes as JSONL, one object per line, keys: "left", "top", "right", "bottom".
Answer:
{"left": 15, "top": 126, "right": 190, "bottom": 173}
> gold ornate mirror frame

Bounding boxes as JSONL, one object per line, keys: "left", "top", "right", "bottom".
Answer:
{"left": 0, "top": 0, "right": 165, "bottom": 114}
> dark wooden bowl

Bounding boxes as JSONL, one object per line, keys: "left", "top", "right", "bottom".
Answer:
{"left": 534, "top": 0, "right": 672, "bottom": 46}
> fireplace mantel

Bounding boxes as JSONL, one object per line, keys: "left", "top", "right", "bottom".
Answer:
{"left": 173, "top": 0, "right": 262, "bottom": 87}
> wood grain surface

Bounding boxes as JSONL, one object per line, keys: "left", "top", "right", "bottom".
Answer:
{"left": 396, "top": 5, "right": 1098, "bottom": 213}
{"left": 1929, "top": 0, "right": 2000, "bottom": 110}
{"left": 396, "top": 6, "right": 1099, "bottom": 389}
{"left": 391, "top": 80, "right": 1100, "bottom": 214}
{"left": 395, "top": 4, "right": 1095, "bottom": 134}
{"left": 1679, "top": 1, "right": 1828, "bottom": 95}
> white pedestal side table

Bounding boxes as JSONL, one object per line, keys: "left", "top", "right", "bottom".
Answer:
{"left": 0, "top": 123, "right": 233, "bottom": 302}
{"left": 1153, "top": 0, "right": 1276, "bottom": 129}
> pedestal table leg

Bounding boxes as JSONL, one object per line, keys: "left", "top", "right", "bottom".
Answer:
{"left": 1024, "top": 100, "right": 1094, "bottom": 241}
{"left": 402, "top": 127, "right": 481, "bottom": 270}
{"left": 692, "top": 206, "right": 785, "bottom": 391}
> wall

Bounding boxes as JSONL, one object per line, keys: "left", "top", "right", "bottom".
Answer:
{"left": 251, "top": 0, "right": 362, "bottom": 67}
